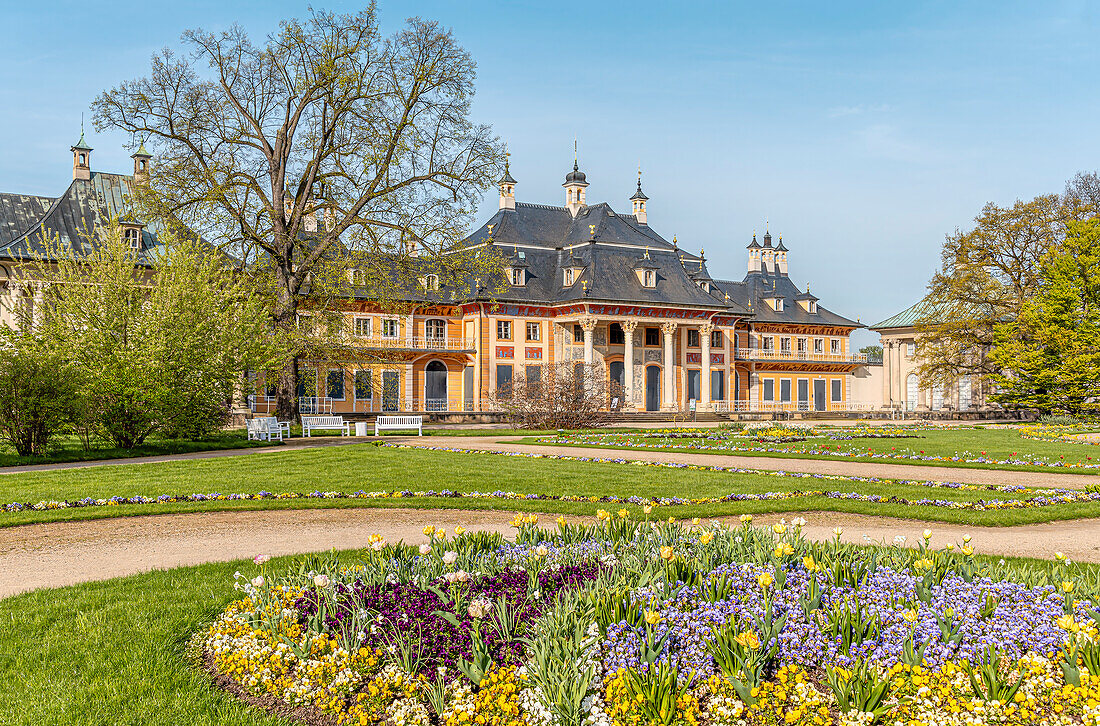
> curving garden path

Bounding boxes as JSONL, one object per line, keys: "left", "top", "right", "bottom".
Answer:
{"left": 3, "top": 507, "right": 1100, "bottom": 598}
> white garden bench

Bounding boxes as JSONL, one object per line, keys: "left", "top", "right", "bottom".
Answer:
{"left": 246, "top": 416, "right": 290, "bottom": 442}
{"left": 301, "top": 415, "right": 353, "bottom": 437}
{"left": 374, "top": 415, "right": 423, "bottom": 436}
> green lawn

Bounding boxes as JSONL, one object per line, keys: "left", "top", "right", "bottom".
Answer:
{"left": 0, "top": 431, "right": 269, "bottom": 468}
{"left": 2, "top": 546, "right": 1098, "bottom": 724}
{"left": 530, "top": 426, "right": 1100, "bottom": 475}
{"left": 4, "top": 443, "right": 1100, "bottom": 528}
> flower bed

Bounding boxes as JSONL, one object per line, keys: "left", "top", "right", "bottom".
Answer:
{"left": 198, "top": 515, "right": 1100, "bottom": 725}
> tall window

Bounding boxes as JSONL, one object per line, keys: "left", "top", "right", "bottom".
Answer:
{"left": 774, "top": 298, "right": 784, "bottom": 311}
{"left": 797, "top": 337, "right": 807, "bottom": 353}
{"left": 422, "top": 274, "right": 439, "bottom": 291}
{"left": 123, "top": 227, "right": 141, "bottom": 250}
{"left": 780, "top": 337, "right": 791, "bottom": 353}
{"left": 711, "top": 330, "right": 723, "bottom": 348}
{"left": 354, "top": 370, "right": 372, "bottom": 400}
{"left": 573, "top": 324, "right": 584, "bottom": 343}
{"left": 609, "top": 323, "right": 624, "bottom": 345}
{"left": 906, "top": 342, "right": 916, "bottom": 357}
{"left": 643, "top": 270, "right": 655, "bottom": 287}
{"left": 526, "top": 321, "right": 541, "bottom": 341}
{"left": 426, "top": 319, "right": 445, "bottom": 342}
{"left": 496, "top": 364, "right": 513, "bottom": 395}
{"left": 687, "top": 329, "right": 700, "bottom": 347}
{"left": 831, "top": 379, "right": 842, "bottom": 401}
{"left": 763, "top": 379, "right": 775, "bottom": 402}
{"left": 762, "top": 336, "right": 774, "bottom": 351}
{"left": 381, "top": 318, "right": 399, "bottom": 338}
{"left": 525, "top": 365, "right": 541, "bottom": 387}
{"left": 644, "top": 327, "right": 659, "bottom": 346}
{"left": 497, "top": 320, "right": 512, "bottom": 340}
{"left": 814, "top": 338, "right": 824, "bottom": 354}
{"left": 509, "top": 268, "right": 524, "bottom": 286}
{"left": 780, "top": 379, "right": 792, "bottom": 402}
{"left": 564, "top": 268, "right": 576, "bottom": 286}
{"left": 831, "top": 339, "right": 841, "bottom": 354}
{"left": 354, "top": 317, "right": 371, "bottom": 337}
{"left": 326, "top": 370, "right": 345, "bottom": 400}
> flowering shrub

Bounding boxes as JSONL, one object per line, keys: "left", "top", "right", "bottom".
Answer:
{"left": 198, "top": 514, "right": 1100, "bottom": 725}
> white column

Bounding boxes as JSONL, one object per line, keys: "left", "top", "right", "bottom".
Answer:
{"left": 661, "top": 321, "right": 677, "bottom": 410}
{"left": 405, "top": 362, "right": 414, "bottom": 411}
{"left": 622, "top": 319, "right": 638, "bottom": 408}
{"left": 882, "top": 341, "right": 892, "bottom": 408}
{"left": 581, "top": 316, "right": 597, "bottom": 366}
{"left": 700, "top": 323, "right": 713, "bottom": 411}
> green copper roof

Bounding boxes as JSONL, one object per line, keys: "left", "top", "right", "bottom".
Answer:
{"left": 870, "top": 299, "right": 936, "bottom": 330}
{"left": 133, "top": 140, "right": 150, "bottom": 157}
{"left": 72, "top": 130, "right": 92, "bottom": 151}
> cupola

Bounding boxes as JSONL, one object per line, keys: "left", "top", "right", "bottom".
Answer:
{"left": 775, "top": 235, "right": 788, "bottom": 276}
{"left": 563, "top": 148, "right": 588, "bottom": 216}
{"left": 131, "top": 141, "right": 151, "bottom": 183}
{"left": 761, "top": 227, "right": 775, "bottom": 273}
{"left": 746, "top": 232, "right": 762, "bottom": 273}
{"left": 498, "top": 156, "right": 516, "bottom": 210}
{"left": 630, "top": 168, "right": 648, "bottom": 225}
{"left": 71, "top": 126, "right": 92, "bottom": 181}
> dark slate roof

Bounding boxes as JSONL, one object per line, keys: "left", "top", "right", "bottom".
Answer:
{"left": 466, "top": 201, "right": 676, "bottom": 251}
{"left": 0, "top": 193, "right": 55, "bottom": 246}
{"left": 0, "top": 172, "right": 165, "bottom": 266}
{"left": 711, "top": 273, "right": 860, "bottom": 328}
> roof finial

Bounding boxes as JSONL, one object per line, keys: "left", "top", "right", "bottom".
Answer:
{"left": 672, "top": 235, "right": 677, "bottom": 248}
{"left": 644, "top": 246, "right": 650, "bottom": 259}
{"left": 573, "top": 137, "right": 578, "bottom": 171}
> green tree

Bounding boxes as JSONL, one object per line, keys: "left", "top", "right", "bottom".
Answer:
{"left": 25, "top": 223, "right": 279, "bottom": 448}
{"left": 989, "top": 219, "right": 1100, "bottom": 415}
{"left": 92, "top": 6, "right": 504, "bottom": 419}
{"left": 0, "top": 334, "right": 78, "bottom": 456}
{"left": 916, "top": 194, "right": 1072, "bottom": 387}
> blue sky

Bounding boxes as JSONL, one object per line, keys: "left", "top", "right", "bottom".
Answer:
{"left": 3, "top": 1, "right": 1098, "bottom": 347}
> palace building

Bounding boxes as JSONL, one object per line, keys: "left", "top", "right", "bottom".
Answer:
{"left": 0, "top": 138, "right": 868, "bottom": 416}
{"left": 287, "top": 160, "right": 868, "bottom": 415}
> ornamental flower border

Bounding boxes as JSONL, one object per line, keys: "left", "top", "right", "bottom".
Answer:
{"left": 7, "top": 444, "right": 1100, "bottom": 515}
{"left": 197, "top": 515, "right": 1100, "bottom": 726}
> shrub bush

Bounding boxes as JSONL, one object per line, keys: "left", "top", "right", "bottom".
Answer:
{"left": 0, "top": 337, "right": 77, "bottom": 456}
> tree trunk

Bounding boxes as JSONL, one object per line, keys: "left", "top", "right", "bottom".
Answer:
{"left": 273, "top": 262, "right": 301, "bottom": 422}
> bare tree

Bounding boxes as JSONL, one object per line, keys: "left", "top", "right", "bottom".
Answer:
{"left": 489, "top": 363, "right": 624, "bottom": 430}
{"left": 93, "top": 5, "right": 504, "bottom": 418}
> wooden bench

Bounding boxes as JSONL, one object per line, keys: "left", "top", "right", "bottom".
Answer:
{"left": 374, "top": 415, "right": 423, "bottom": 437}
{"left": 247, "top": 416, "right": 291, "bottom": 441}
{"left": 301, "top": 415, "right": 352, "bottom": 437}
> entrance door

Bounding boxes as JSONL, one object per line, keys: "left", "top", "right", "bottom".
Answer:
{"left": 645, "top": 365, "right": 660, "bottom": 411}
{"left": 382, "top": 370, "right": 400, "bottom": 412}
{"left": 686, "top": 370, "right": 701, "bottom": 403}
{"left": 463, "top": 366, "right": 474, "bottom": 411}
{"left": 813, "top": 379, "right": 826, "bottom": 411}
{"left": 797, "top": 379, "right": 809, "bottom": 410}
{"left": 608, "top": 361, "right": 624, "bottom": 389}
{"left": 425, "top": 361, "right": 448, "bottom": 411}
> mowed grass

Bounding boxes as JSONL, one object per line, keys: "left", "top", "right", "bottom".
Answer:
{"left": 3, "top": 444, "right": 1100, "bottom": 528}
{"left": 3, "top": 547, "right": 1100, "bottom": 724}
{"left": 531, "top": 426, "right": 1100, "bottom": 475}
{"left": 0, "top": 431, "right": 269, "bottom": 468}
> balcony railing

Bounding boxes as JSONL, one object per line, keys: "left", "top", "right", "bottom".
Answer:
{"left": 347, "top": 335, "right": 476, "bottom": 351}
{"left": 734, "top": 348, "right": 868, "bottom": 364}
{"left": 717, "top": 400, "right": 879, "bottom": 413}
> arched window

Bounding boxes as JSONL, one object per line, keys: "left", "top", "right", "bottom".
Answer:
{"left": 425, "top": 319, "right": 445, "bottom": 347}
{"left": 906, "top": 373, "right": 919, "bottom": 411}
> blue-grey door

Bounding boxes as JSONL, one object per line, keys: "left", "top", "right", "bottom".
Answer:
{"left": 814, "top": 379, "right": 826, "bottom": 411}
{"left": 382, "top": 370, "right": 400, "bottom": 412}
{"left": 686, "top": 370, "right": 701, "bottom": 402}
{"left": 645, "top": 365, "right": 660, "bottom": 411}
{"left": 425, "top": 361, "right": 447, "bottom": 410}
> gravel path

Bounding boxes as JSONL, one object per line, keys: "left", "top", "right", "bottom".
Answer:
{"left": 3, "top": 507, "right": 1099, "bottom": 599}
{"left": 406, "top": 436, "right": 1100, "bottom": 490}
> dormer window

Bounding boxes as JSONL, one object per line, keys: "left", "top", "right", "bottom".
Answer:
{"left": 122, "top": 226, "right": 142, "bottom": 250}
{"left": 643, "top": 269, "right": 655, "bottom": 288}
{"left": 509, "top": 268, "right": 525, "bottom": 286}
{"left": 348, "top": 269, "right": 367, "bottom": 286}
{"left": 564, "top": 268, "right": 576, "bottom": 286}
{"left": 698, "top": 280, "right": 710, "bottom": 293}
{"left": 774, "top": 298, "right": 784, "bottom": 312}
{"left": 809, "top": 301, "right": 817, "bottom": 314}
{"left": 421, "top": 274, "right": 440, "bottom": 291}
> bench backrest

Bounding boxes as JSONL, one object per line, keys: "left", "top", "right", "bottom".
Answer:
{"left": 376, "top": 416, "right": 422, "bottom": 427}
{"left": 302, "top": 416, "right": 344, "bottom": 426}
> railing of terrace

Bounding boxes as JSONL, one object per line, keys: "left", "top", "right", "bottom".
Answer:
{"left": 734, "top": 348, "right": 869, "bottom": 364}
{"left": 348, "top": 336, "right": 477, "bottom": 351}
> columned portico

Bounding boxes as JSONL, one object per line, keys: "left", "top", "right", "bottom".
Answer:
{"left": 622, "top": 319, "right": 638, "bottom": 408}
{"left": 661, "top": 321, "right": 677, "bottom": 411}
{"left": 700, "top": 322, "right": 713, "bottom": 411}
